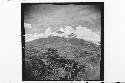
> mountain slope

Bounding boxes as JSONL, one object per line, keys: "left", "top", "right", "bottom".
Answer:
{"left": 24, "top": 36, "right": 101, "bottom": 80}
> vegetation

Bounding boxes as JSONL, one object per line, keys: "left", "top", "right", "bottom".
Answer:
{"left": 24, "top": 36, "right": 101, "bottom": 80}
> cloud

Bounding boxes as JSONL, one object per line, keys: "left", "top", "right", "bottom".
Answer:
{"left": 24, "top": 23, "right": 32, "bottom": 29}
{"left": 25, "top": 25, "right": 100, "bottom": 45}
{"left": 75, "top": 26, "right": 100, "bottom": 44}
{"left": 44, "top": 27, "right": 52, "bottom": 37}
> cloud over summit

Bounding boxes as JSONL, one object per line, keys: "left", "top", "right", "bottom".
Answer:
{"left": 25, "top": 25, "right": 100, "bottom": 45}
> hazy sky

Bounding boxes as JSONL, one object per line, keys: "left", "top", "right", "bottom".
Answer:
{"left": 23, "top": 3, "right": 102, "bottom": 34}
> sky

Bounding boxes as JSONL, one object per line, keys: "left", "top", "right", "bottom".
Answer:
{"left": 23, "top": 3, "right": 102, "bottom": 34}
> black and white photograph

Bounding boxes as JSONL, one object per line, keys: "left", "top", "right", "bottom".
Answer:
{"left": 22, "top": 2, "right": 104, "bottom": 81}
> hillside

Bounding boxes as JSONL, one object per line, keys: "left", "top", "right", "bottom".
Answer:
{"left": 24, "top": 36, "right": 101, "bottom": 80}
